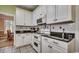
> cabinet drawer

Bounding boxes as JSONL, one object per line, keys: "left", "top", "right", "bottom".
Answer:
{"left": 53, "top": 40, "right": 67, "bottom": 49}
{"left": 52, "top": 44, "right": 67, "bottom": 53}
{"left": 47, "top": 38, "right": 67, "bottom": 49}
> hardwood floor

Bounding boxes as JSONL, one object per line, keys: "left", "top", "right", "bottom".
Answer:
{"left": 0, "top": 40, "right": 13, "bottom": 48}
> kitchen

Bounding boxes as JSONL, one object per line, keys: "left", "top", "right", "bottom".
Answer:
{"left": 0, "top": 5, "right": 79, "bottom": 53}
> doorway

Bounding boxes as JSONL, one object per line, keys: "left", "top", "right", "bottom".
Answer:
{"left": 0, "top": 14, "right": 14, "bottom": 48}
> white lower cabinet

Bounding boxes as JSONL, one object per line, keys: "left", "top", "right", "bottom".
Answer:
{"left": 42, "top": 37, "right": 49, "bottom": 53}
{"left": 15, "top": 33, "right": 32, "bottom": 47}
{"left": 42, "top": 36, "right": 66, "bottom": 53}
{"left": 48, "top": 43, "right": 60, "bottom": 53}
{"left": 42, "top": 36, "right": 75, "bottom": 53}
{"left": 15, "top": 34, "right": 24, "bottom": 47}
{"left": 24, "top": 33, "right": 32, "bottom": 45}
{"left": 48, "top": 43, "right": 67, "bottom": 53}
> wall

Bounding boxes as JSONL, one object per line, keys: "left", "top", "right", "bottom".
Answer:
{"left": 0, "top": 18, "right": 4, "bottom": 30}
{"left": 0, "top": 5, "right": 16, "bottom": 14}
{"left": 75, "top": 6, "right": 79, "bottom": 52}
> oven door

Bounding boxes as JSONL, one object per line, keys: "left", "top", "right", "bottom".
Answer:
{"left": 32, "top": 39, "right": 40, "bottom": 53}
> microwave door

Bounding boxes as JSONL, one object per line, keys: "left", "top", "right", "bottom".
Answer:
{"left": 37, "top": 18, "right": 42, "bottom": 24}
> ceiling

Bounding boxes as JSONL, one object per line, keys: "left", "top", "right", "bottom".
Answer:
{"left": 16, "top": 5, "right": 38, "bottom": 11}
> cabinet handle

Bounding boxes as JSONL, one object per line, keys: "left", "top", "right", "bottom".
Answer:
{"left": 53, "top": 41, "right": 58, "bottom": 44}
{"left": 54, "top": 19, "right": 57, "bottom": 21}
{"left": 44, "top": 39, "right": 48, "bottom": 40}
{"left": 40, "top": 14, "right": 42, "bottom": 15}
{"left": 48, "top": 45, "right": 52, "bottom": 48}
{"left": 18, "top": 35, "right": 20, "bottom": 36}
{"left": 22, "top": 37, "right": 25, "bottom": 39}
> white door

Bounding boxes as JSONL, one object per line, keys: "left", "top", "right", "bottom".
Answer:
{"left": 42, "top": 37, "right": 49, "bottom": 53}
{"left": 16, "top": 8, "right": 24, "bottom": 25}
{"left": 56, "top": 5, "right": 72, "bottom": 22}
{"left": 46, "top": 5, "right": 56, "bottom": 24}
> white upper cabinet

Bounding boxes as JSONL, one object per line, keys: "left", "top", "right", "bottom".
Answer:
{"left": 46, "top": 5, "right": 75, "bottom": 24}
{"left": 32, "top": 6, "right": 42, "bottom": 26}
{"left": 56, "top": 5, "right": 75, "bottom": 22}
{"left": 40, "top": 5, "right": 47, "bottom": 18}
{"left": 24, "top": 10, "right": 32, "bottom": 26}
{"left": 41, "top": 5, "right": 47, "bottom": 23}
{"left": 38, "top": 5, "right": 47, "bottom": 23}
{"left": 32, "top": 8, "right": 38, "bottom": 26}
{"left": 32, "top": 5, "right": 47, "bottom": 26}
{"left": 46, "top": 5, "right": 56, "bottom": 24}
{"left": 37, "top": 6, "right": 42, "bottom": 19}
{"left": 16, "top": 8, "right": 25, "bottom": 25}
{"left": 16, "top": 7, "right": 32, "bottom": 26}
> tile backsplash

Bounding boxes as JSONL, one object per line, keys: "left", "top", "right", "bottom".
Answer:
{"left": 51, "top": 23, "right": 75, "bottom": 33}
{"left": 16, "top": 23, "right": 75, "bottom": 33}
{"left": 38, "top": 23, "right": 75, "bottom": 33}
{"left": 16, "top": 26, "right": 32, "bottom": 30}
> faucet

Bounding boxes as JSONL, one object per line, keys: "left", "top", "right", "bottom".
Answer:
{"left": 62, "top": 28, "right": 65, "bottom": 40}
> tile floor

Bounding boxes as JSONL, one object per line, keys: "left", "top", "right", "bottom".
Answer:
{"left": 0, "top": 45, "right": 36, "bottom": 53}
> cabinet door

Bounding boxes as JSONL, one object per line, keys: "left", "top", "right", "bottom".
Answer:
{"left": 16, "top": 8, "right": 25, "bottom": 25}
{"left": 47, "top": 41, "right": 67, "bottom": 53}
{"left": 48, "top": 44, "right": 65, "bottom": 53}
{"left": 32, "top": 10, "right": 37, "bottom": 26}
{"left": 56, "top": 5, "right": 72, "bottom": 22}
{"left": 47, "top": 43, "right": 60, "bottom": 53}
{"left": 24, "top": 10, "right": 32, "bottom": 26}
{"left": 46, "top": 5, "right": 56, "bottom": 24}
{"left": 24, "top": 34, "right": 31, "bottom": 45}
{"left": 42, "top": 37, "right": 49, "bottom": 53}
{"left": 41, "top": 5, "right": 47, "bottom": 17}
{"left": 36, "top": 6, "right": 42, "bottom": 19}
{"left": 41, "top": 5, "right": 47, "bottom": 23}
{"left": 15, "top": 34, "right": 24, "bottom": 47}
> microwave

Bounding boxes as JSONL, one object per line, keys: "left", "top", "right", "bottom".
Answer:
{"left": 37, "top": 18, "right": 46, "bottom": 25}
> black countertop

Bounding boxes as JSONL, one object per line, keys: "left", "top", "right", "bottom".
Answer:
{"left": 36, "top": 33, "right": 75, "bottom": 43}
{"left": 41, "top": 34, "right": 72, "bottom": 42}
{"left": 16, "top": 30, "right": 36, "bottom": 34}
{"left": 15, "top": 30, "right": 75, "bottom": 42}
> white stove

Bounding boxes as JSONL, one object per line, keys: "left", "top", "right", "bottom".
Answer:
{"left": 32, "top": 33, "right": 41, "bottom": 53}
